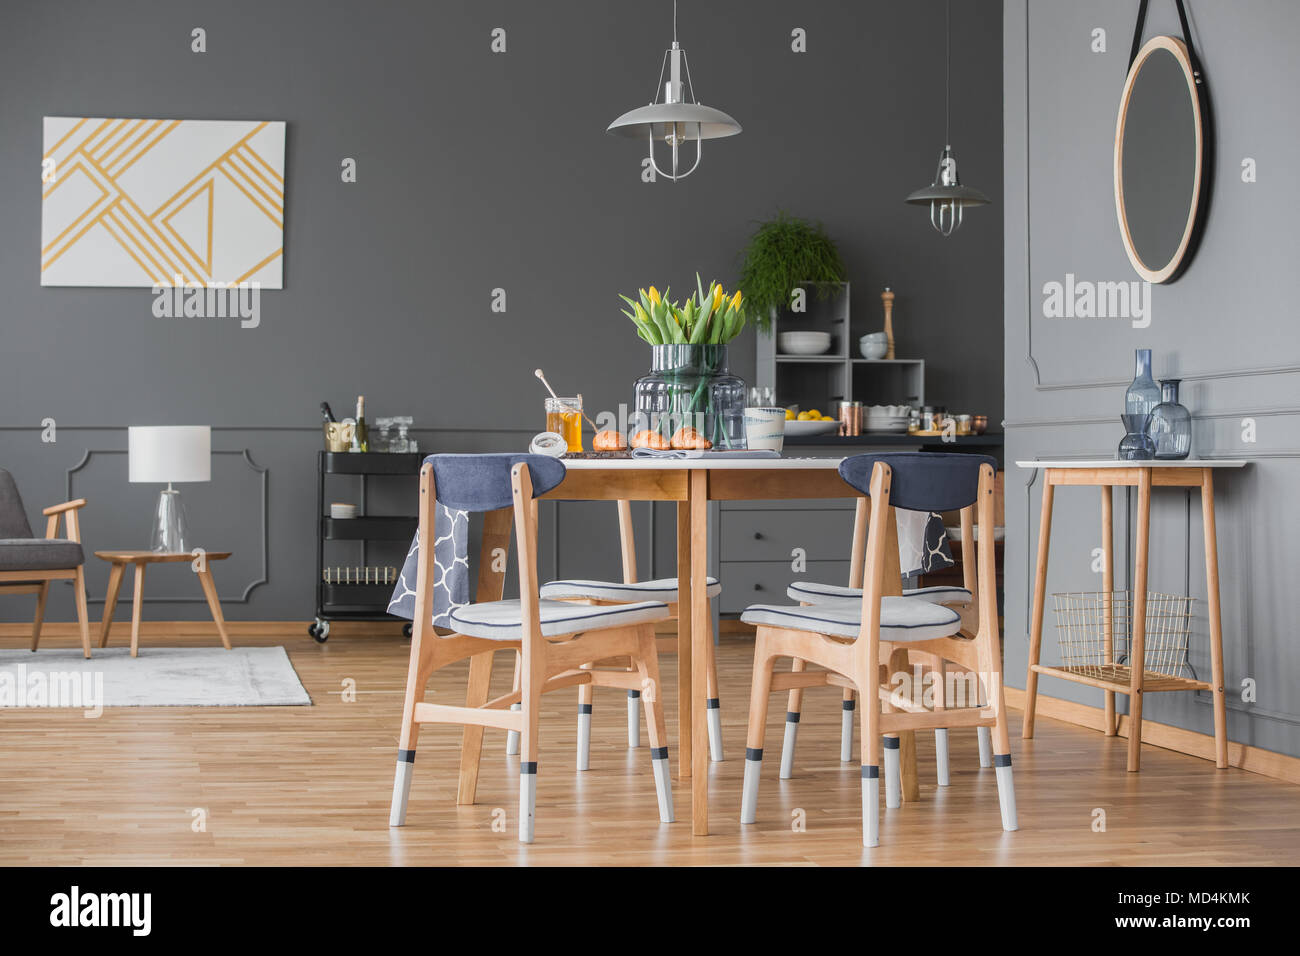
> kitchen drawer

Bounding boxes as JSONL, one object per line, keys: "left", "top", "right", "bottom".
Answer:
{"left": 718, "top": 498, "right": 856, "bottom": 512}
{"left": 718, "top": 559, "right": 851, "bottom": 614}
{"left": 720, "top": 509, "right": 856, "bottom": 562}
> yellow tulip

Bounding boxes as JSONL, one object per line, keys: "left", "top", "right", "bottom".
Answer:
{"left": 731, "top": 290, "right": 742, "bottom": 310}
{"left": 712, "top": 286, "right": 724, "bottom": 310}
{"left": 648, "top": 286, "right": 661, "bottom": 305}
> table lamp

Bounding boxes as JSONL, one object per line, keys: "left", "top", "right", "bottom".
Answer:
{"left": 128, "top": 426, "right": 211, "bottom": 553}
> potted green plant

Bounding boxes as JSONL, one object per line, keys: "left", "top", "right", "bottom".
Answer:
{"left": 737, "top": 212, "right": 846, "bottom": 332}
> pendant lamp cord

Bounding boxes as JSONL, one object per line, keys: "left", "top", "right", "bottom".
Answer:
{"left": 673, "top": 0, "right": 678, "bottom": 44}
{"left": 944, "top": 0, "right": 951, "bottom": 144}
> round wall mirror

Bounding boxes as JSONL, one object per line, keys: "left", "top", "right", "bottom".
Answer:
{"left": 1114, "top": 36, "right": 1208, "bottom": 283}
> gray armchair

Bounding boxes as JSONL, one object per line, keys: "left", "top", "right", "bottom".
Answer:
{"left": 0, "top": 468, "right": 91, "bottom": 657}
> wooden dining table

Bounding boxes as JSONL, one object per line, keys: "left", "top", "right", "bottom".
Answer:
{"left": 509, "top": 456, "right": 862, "bottom": 835}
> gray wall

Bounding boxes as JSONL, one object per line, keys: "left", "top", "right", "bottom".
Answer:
{"left": 1, "top": 0, "right": 1003, "bottom": 621}
{"left": 1004, "top": 0, "right": 1300, "bottom": 757}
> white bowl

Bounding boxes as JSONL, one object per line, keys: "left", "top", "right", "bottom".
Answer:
{"left": 778, "top": 331, "right": 832, "bottom": 355}
{"left": 859, "top": 340, "right": 888, "bottom": 360}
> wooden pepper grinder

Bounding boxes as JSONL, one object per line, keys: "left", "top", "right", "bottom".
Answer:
{"left": 882, "top": 287, "right": 896, "bottom": 359}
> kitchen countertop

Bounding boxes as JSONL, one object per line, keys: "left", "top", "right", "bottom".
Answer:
{"left": 783, "top": 432, "right": 1004, "bottom": 447}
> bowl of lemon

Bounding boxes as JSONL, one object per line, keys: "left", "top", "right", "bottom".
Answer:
{"left": 783, "top": 406, "right": 840, "bottom": 437}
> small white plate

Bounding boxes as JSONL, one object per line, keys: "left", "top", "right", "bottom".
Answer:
{"left": 784, "top": 419, "right": 840, "bottom": 437}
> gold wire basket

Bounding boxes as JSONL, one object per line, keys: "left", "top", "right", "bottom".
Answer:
{"left": 1051, "top": 590, "right": 1194, "bottom": 684}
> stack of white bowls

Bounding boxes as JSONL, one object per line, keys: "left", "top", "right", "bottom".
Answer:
{"left": 863, "top": 404, "right": 911, "bottom": 433}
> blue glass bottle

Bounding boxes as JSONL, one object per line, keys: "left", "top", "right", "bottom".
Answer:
{"left": 1118, "top": 349, "right": 1161, "bottom": 460}
{"left": 1148, "top": 379, "right": 1191, "bottom": 460}
{"left": 1125, "top": 349, "right": 1161, "bottom": 418}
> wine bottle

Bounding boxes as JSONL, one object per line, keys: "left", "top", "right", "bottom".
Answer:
{"left": 353, "top": 395, "right": 369, "bottom": 452}
{"left": 320, "top": 401, "right": 336, "bottom": 423}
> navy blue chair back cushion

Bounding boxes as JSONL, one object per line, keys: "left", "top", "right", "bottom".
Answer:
{"left": 427, "top": 454, "right": 567, "bottom": 512}
{"left": 0, "top": 469, "right": 33, "bottom": 538}
{"left": 837, "top": 453, "right": 995, "bottom": 512}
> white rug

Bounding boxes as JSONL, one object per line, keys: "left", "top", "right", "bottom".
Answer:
{"left": 0, "top": 647, "right": 311, "bottom": 707}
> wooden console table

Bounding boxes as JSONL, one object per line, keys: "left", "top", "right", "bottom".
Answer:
{"left": 1016, "top": 460, "right": 1247, "bottom": 772}
{"left": 96, "top": 550, "right": 233, "bottom": 657}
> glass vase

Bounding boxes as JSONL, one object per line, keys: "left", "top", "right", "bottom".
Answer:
{"left": 1125, "top": 348, "right": 1161, "bottom": 419}
{"left": 1148, "top": 379, "right": 1192, "bottom": 460}
{"left": 1118, "top": 414, "right": 1156, "bottom": 460}
{"left": 633, "top": 344, "right": 747, "bottom": 450}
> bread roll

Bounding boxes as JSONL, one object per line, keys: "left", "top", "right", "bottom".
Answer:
{"left": 630, "top": 429, "right": 671, "bottom": 450}
{"left": 593, "top": 429, "right": 628, "bottom": 452}
{"left": 670, "top": 426, "right": 712, "bottom": 450}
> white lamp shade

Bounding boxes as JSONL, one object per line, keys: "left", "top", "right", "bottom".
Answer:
{"left": 128, "top": 426, "right": 211, "bottom": 483}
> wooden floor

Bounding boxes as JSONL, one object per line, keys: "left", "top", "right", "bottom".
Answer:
{"left": 3, "top": 627, "right": 1298, "bottom": 866}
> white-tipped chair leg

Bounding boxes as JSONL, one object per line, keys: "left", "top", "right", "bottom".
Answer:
{"left": 389, "top": 750, "right": 415, "bottom": 827}
{"left": 627, "top": 690, "right": 641, "bottom": 748}
{"left": 883, "top": 736, "right": 901, "bottom": 809}
{"left": 519, "top": 762, "right": 537, "bottom": 844}
{"left": 994, "top": 754, "right": 1019, "bottom": 831}
{"left": 863, "top": 765, "right": 880, "bottom": 847}
{"left": 778, "top": 712, "right": 799, "bottom": 779}
{"left": 740, "top": 748, "right": 763, "bottom": 824}
{"left": 935, "top": 728, "right": 951, "bottom": 787}
{"left": 840, "top": 697, "right": 855, "bottom": 762}
{"left": 977, "top": 725, "right": 992, "bottom": 768}
{"left": 506, "top": 703, "right": 521, "bottom": 755}
{"left": 650, "top": 746, "right": 674, "bottom": 823}
{"left": 576, "top": 703, "right": 592, "bottom": 771}
{"left": 707, "top": 698, "right": 723, "bottom": 762}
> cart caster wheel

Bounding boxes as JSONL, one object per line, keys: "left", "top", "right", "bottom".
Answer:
{"left": 311, "top": 619, "right": 330, "bottom": 643}
{"left": 402, "top": 622, "right": 412, "bottom": 638}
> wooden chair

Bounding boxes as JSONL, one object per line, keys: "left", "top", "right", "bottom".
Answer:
{"left": 781, "top": 497, "right": 993, "bottom": 783}
{"left": 519, "top": 500, "right": 723, "bottom": 768}
{"left": 388, "top": 454, "right": 675, "bottom": 843}
{"left": 739, "top": 453, "right": 1016, "bottom": 846}
{"left": 0, "top": 468, "right": 91, "bottom": 658}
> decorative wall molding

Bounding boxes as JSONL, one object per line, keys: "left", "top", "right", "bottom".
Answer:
{"left": 1005, "top": 403, "right": 1300, "bottom": 429}
{"left": 2, "top": 424, "right": 535, "bottom": 433}
{"left": 65, "top": 447, "right": 268, "bottom": 604}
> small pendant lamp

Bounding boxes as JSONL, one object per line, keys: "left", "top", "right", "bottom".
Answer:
{"left": 905, "top": 0, "right": 990, "bottom": 235}
{"left": 606, "top": 1, "right": 741, "bottom": 181}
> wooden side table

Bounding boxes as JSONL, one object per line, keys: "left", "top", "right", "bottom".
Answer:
{"left": 95, "top": 550, "right": 233, "bottom": 657}
{"left": 1016, "top": 460, "right": 1247, "bottom": 772}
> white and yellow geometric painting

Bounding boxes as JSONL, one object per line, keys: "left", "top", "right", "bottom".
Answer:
{"left": 41, "top": 117, "right": 285, "bottom": 288}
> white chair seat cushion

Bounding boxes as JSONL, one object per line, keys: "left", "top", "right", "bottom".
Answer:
{"left": 786, "top": 580, "right": 972, "bottom": 606}
{"left": 539, "top": 576, "right": 721, "bottom": 603}
{"left": 449, "top": 598, "right": 669, "bottom": 640}
{"left": 741, "top": 595, "right": 962, "bottom": 642}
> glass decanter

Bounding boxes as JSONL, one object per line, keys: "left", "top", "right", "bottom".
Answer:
{"left": 1125, "top": 348, "right": 1161, "bottom": 419}
{"left": 1148, "top": 379, "right": 1191, "bottom": 460}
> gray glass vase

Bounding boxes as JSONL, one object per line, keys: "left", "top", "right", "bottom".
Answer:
{"left": 1148, "top": 379, "right": 1191, "bottom": 460}
{"left": 1118, "top": 413, "right": 1156, "bottom": 460}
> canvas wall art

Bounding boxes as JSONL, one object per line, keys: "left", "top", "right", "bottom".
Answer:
{"left": 40, "top": 117, "right": 285, "bottom": 288}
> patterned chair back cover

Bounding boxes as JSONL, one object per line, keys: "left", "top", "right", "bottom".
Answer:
{"left": 388, "top": 454, "right": 566, "bottom": 628}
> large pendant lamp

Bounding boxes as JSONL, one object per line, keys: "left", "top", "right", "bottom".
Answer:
{"left": 906, "top": 0, "right": 990, "bottom": 235}
{"left": 606, "top": 1, "right": 741, "bottom": 181}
